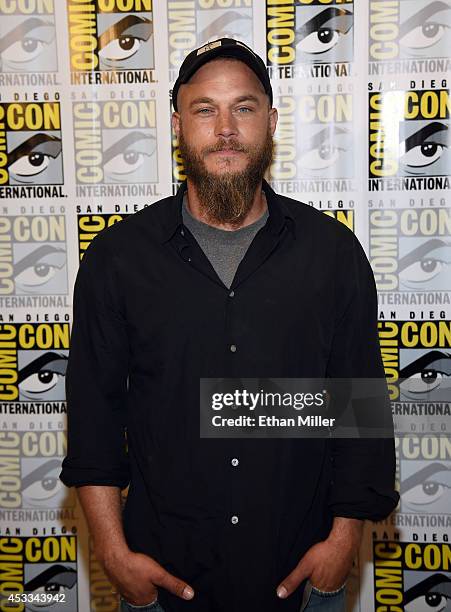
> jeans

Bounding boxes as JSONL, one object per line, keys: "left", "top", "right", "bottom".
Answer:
{"left": 120, "top": 597, "right": 164, "bottom": 612}
{"left": 303, "top": 582, "right": 346, "bottom": 611}
{"left": 120, "top": 584, "right": 346, "bottom": 612}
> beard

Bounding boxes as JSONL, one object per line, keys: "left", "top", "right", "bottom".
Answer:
{"left": 178, "top": 125, "right": 274, "bottom": 227}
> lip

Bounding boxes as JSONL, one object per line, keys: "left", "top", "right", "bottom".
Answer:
{"left": 210, "top": 150, "right": 243, "bottom": 155}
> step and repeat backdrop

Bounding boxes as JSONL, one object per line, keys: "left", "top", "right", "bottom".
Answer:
{"left": 0, "top": 0, "right": 450, "bottom": 610}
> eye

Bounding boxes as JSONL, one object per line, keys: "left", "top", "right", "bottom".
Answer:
{"left": 99, "top": 35, "right": 143, "bottom": 61}
{"left": 19, "top": 370, "right": 62, "bottom": 395}
{"left": 399, "top": 257, "right": 445, "bottom": 283}
{"left": 400, "top": 369, "right": 447, "bottom": 394}
{"left": 9, "top": 153, "right": 51, "bottom": 177}
{"left": 401, "top": 142, "right": 446, "bottom": 168}
{"left": 297, "top": 28, "right": 342, "bottom": 54}
{"left": 104, "top": 149, "right": 149, "bottom": 176}
{"left": 15, "top": 262, "right": 61, "bottom": 288}
{"left": 403, "top": 481, "right": 446, "bottom": 505}
{"left": 400, "top": 22, "right": 448, "bottom": 50}
{"left": 31, "top": 583, "right": 68, "bottom": 606}
{"left": 406, "top": 593, "right": 450, "bottom": 611}
{"left": 2, "top": 38, "right": 45, "bottom": 63}
{"left": 299, "top": 144, "right": 343, "bottom": 170}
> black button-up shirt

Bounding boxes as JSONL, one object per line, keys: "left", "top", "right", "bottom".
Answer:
{"left": 60, "top": 180, "right": 398, "bottom": 612}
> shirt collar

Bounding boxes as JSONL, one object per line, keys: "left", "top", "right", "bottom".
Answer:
{"left": 159, "top": 179, "right": 295, "bottom": 243}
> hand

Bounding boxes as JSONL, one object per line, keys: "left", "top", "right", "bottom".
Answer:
{"left": 276, "top": 518, "right": 363, "bottom": 598}
{"left": 103, "top": 549, "right": 195, "bottom": 606}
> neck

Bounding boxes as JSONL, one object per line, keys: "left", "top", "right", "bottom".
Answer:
{"left": 185, "top": 178, "right": 267, "bottom": 231}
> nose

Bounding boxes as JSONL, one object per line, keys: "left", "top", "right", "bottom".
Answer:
{"left": 214, "top": 109, "right": 238, "bottom": 139}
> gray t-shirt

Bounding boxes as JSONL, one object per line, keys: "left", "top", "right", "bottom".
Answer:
{"left": 182, "top": 194, "right": 269, "bottom": 289}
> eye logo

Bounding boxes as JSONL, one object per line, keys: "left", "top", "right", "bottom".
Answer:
{"left": 0, "top": 1, "right": 57, "bottom": 74}
{"left": 67, "top": 0, "right": 154, "bottom": 74}
{"left": 398, "top": 238, "right": 451, "bottom": 291}
{"left": 97, "top": 14, "right": 153, "bottom": 70}
{"left": 401, "top": 461, "right": 451, "bottom": 514}
{"left": 18, "top": 350, "right": 68, "bottom": 401}
{"left": 399, "top": 350, "right": 451, "bottom": 401}
{"left": 168, "top": 3, "right": 253, "bottom": 78}
{"left": 398, "top": 121, "right": 450, "bottom": 177}
{"left": 196, "top": 10, "right": 253, "bottom": 48}
{"left": 0, "top": 103, "right": 63, "bottom": 188}
{"left": 298, "top": 125, "right": 353, "bottom": 178}
{"left": 295, "top": 6, "right": 354, "bottom": 63}
{"left": 399, "top": 1, "right": 451, "bottom": 59}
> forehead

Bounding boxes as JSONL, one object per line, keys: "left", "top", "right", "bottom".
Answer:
{"left": 181, "top": 58, "right": 265, "bottom": 99}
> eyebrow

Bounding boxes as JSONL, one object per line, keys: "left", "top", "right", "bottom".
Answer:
{"left": 399, "top": 350, "right": 451, "bottom": 379}
{"left": 197, "top": 11, "right": 252, "bottom": 43}
{"left": 398, "top": 238, "right": 449, "bottom": 271}
{"left": 24, "top": 565, "right": 77, "bottom": 592}
{"left": 0, "top": 17, "right": 53, "bottom": 54}
{"left": 402, "top": 122, "right": 449, "bottom": 153}
{"left": 296, "top": 7, "right": 353, "bottom": 40}
{"left": 22, "top": 458, "right": 62, "bottom": 490}
{"left": 98, "top": 15, "right": 153, "bottom": 49}
{"left": 401, "top": 462, "right": 450, "bottom": 494}
{"left": 103, "top": 131, "right": 156, "bottom": 164}
{"left": 400, "top": 1, "right": 450, "bottom": 38}
{"left": 15, "top": 244, "right": 65, "bottom": 276}
{"left": 189, "top": 95, "right": 261, "bottom": 108}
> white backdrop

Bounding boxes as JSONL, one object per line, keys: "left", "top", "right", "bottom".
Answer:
{"left": 0, "top": 1, "right": 450, "bottom": 610}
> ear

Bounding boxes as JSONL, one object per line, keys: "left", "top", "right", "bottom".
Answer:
{"left": 269, "top": 107, "right": 278, "bottom": 136}
{"left": 172, "top": 112, "right": 181, "bottom": 137}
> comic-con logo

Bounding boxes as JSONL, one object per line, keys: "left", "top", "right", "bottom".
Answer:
{"left": 78, "top": 213, "right": 127, "bottom": 259}
{"left": 378, "top": 320, "right": 451, "bottom": 409}
{"left": 266, "top": 0, "right": 353, "bottom": 78}
{"left": 0, "top": 102, "right": 64, "bottom": 199}
{"left": 168, "top": 0, "right": 254, "bottom": 80}
{"left": 0, "top": 323, "right": 69, "bottom": 403}
{"left": 0, "top": 430, "right": 74, "bottom": 510}
{"left": 369, "top": 208, "right": 451, "bottom": 295}
{"left": 397, "top": 435, "right": 451, "bottom": 515}
{"left": 269, "top": 92, "right": 354, "bottom": 194}
{"left": 67, "top": 0, "right": 154, "bottom": 84}
{"left": 72, "top": 100, "right": 157, "bottom": 197}
{"left": 0, "top": 0, "right": 57, "bottom": 76}
{"left": 373, "top": 540, "right": 451, "bottom": 611}
{"left": 369, "top": 0, "right": 451, "bottom": 75}
{"left": 0, "top": 535, "right": 78, "bottom": 611}
{"left": 0, "top": 216, "right": 68, "bottom": 297}
{"left": 368, "top": 88, "right": 451, "bottom": 191}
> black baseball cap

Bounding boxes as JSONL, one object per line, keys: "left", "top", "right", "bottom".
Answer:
{"left": 172, "top": 38, "right": 273, "bottom": 111}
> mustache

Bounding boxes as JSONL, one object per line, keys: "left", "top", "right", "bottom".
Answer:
{"left": 202, "top": 139, "right": 248, "bottom": 154}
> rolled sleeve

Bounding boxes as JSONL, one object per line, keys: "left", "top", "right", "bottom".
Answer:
{"left": 326, "top": 230, "right": 399, "bottom": 521}
{"left": 60, "top": 233, "right": 130, "bottom": 489}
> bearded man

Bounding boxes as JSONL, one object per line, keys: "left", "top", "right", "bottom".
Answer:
{"left": 61, "top": 39, "right": 398, "bottom": 612}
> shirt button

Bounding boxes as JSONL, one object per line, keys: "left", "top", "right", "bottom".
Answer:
{"left": 229, "top": 290, "right": 235, "bottom": 298}
{"left": 230, "top": 344, "right": 237, "bottom": 352}
{"left": 231, "top": 515, "right": 239, "bottom": 524}
{"left": 231, "top": 458, "right": 239, "bottom": 467}
{"left": 180, "top": 229, "right": 185, "bottom": 236}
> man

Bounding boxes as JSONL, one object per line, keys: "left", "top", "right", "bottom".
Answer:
{"left": 60, "top": 39, "right": 399, "bottom": 612}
